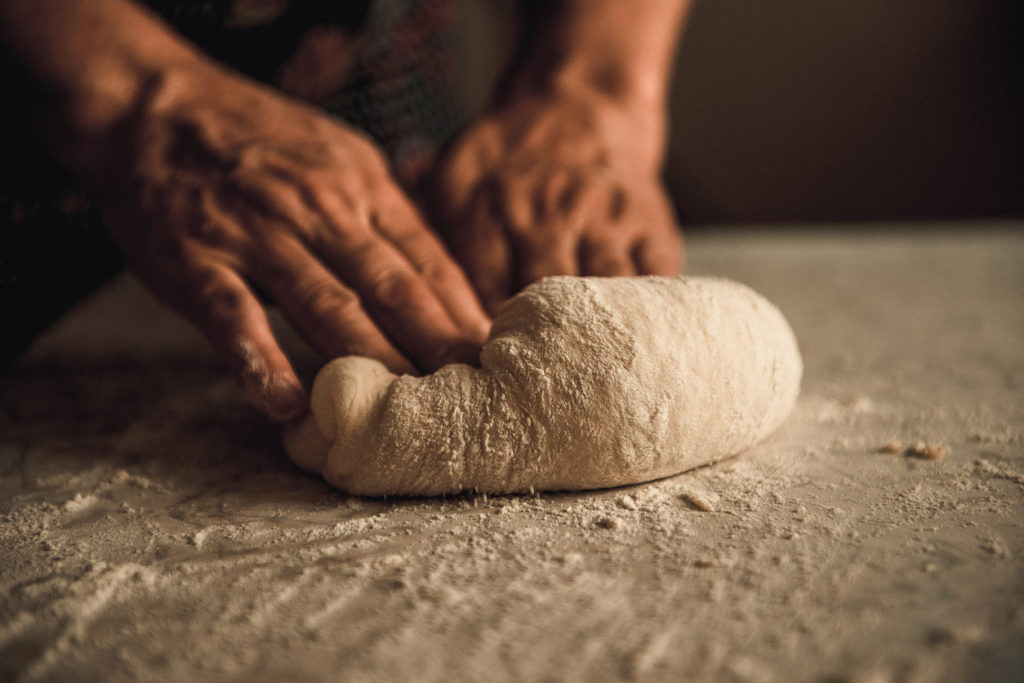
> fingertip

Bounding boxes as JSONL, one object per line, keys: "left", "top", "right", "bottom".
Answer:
{"left": 518, "top": 257, "right": 577, "bottom": 289}
{"left": 434, "top": 337, "right": 485, "bottom": 370}
{"left": 461, "top": 259, "right": 510, "bottom": 319}
{"left": 580, "top": 235, "right": 637, "bottom": 277}
{"left": 240, "top": 371, "right": 309, "bottom": 422}
{"left": 383, "top": 354, "right": 419, "bottom": 377}
{"left": 228, "top": 331, "right": 307, "bottom": 421}
{"left": 263, "top": 374, "right": 310, "bottom": 421}
{"left": 514, "top": 233, "right": 579, "bottom": 288}
{"left": 634, "top": 235, "right": 684, "bottom": 276}
{"left": 482, "top": 291, "right": 508, "bottom": 318}
{"left": 234, "top": 341, "right": 308, "bottom": 420}
{"left": 472, "top": 317, "right": 492, "bottom": 344}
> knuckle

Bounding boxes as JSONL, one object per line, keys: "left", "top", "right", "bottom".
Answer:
{"left": 190, "top": 268, "right": 245, "bottom": 326}
{"left": 300, "top": 281, "right": 362, "bottom": 321}
{"left": 189, "top": 217, "right": 235, "bottom": 246}
{"left": 607, "top": 186, "right": 628, "bottom": 220}
{"left": 415, "top": 252, "right": 452, "bottom": 286}
{"left": 370, "top": 268, "right": 419, "bottom": 310}
{"left": 591, "top": 257, "right": 630, "bottom": 275}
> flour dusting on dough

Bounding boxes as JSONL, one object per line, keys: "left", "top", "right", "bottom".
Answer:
{"left": 286, "top": 276, "right": 802, "bottom": 496}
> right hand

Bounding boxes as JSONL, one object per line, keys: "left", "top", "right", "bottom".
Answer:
{"left": 94, "top": 62, "right": 491, "bottom": 420}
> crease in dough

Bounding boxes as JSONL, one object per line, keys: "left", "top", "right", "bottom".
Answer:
{"left": 284, "top": 275, "right": 803, "bottom": 496}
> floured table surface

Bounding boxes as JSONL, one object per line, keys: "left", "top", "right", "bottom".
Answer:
{"left": 2, "top": 225, "right": 1023, "bottom": 682}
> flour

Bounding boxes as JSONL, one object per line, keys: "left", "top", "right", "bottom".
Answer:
{"left": 285, "top": 275, "right": 803, "bottom": 496}
{"left": 4, "top": 231, "right": 1024, "bottom": 683}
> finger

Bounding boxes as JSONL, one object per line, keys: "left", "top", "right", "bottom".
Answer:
{"left": 555, "top": 172, "right": 610, "bottom": 227}
{"left": 310, "top": 223, "right": 487, "bottom": 372}
{"left": 493, "top": 173, "right": 535, "bottom": 233}
{"left": 450, "top": 190, "right": 515, "bottom": 316}
{"left": 247, "top": 234, "right": 417, "bottom": 375}
{"left": 430, "top": 139, "right": 487, "bottom": 210}
{"left": 580, "top": 232, "right": 638, "bottom": 277}
{"left": 634, "top": 232, "right": 684, "bottom": 275}
{"left": 511, "top": 178, "right": 585, "bottom": 287}
{"left": 183, "top": 260, "right": 308, "bottom": 421}
{"left": 374, "top": 192, "right": 492, "bottom": 346}
{"left": 514, "top": 229, "right": 579, "bottom": 288}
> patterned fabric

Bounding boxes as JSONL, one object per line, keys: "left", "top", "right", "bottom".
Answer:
{"left": 144, "top": 0, "right": 463, "bottom": 186}
{"left": 319, "top": 0, "right": 464, "bottom": 187}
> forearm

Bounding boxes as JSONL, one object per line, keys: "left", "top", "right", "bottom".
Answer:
{"left": 0, "top": 0, "right": 205, "bottom": 172}
{"left": 507, "top": 0, "right": 693, "bottom": 108}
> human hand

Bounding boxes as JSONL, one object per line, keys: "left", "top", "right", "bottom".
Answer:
{"left": 95, "top": 63, "right": 490, "bottom": 420}
{"left": 426, "top": 88, "right": 683, "bottom": 314}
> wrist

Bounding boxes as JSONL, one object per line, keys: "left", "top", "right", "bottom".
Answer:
{"left": 505, "top": 48, "right": 669, "bottom": 121}
{"left": 510, "top": 48, "right": 669, "bottom": 113}
{"left": 0, "top": 0, "right": 209, "bottom": 177}
{"left": 499, "top": 70, "right": 669, "bottom": 174}
{"left": 501, "top": 0, "right": 686, "bottom": 112}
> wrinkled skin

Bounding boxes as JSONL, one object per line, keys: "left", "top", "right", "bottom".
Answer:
{"left": 1, "top": 0, "right": 689, "bottom": 422}
{"left": 99, "top": 65, "right": 490, "bottom": 419}
{"left": 427, "top": 88, "right": 684, "bottom": 315}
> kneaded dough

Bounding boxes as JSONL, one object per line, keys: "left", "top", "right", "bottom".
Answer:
{"left": 284, "top": 276, "right": 802, "bottom": 496}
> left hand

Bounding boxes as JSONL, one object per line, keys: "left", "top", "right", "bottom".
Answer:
{"left": 426, "top": 88, "right": 683, "bottom": 314}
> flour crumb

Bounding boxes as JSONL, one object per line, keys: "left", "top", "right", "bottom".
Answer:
{"left": 928, "top": 624, "right": 985, "bottom": 647}
{"left": 974, "top": 458, "right": 1024, "bottom": 484}
{"left": 981, "top": 538, "right": 1007, "bottom": 557}
{"left": 905, "top": 442, "right": 949, "bottom": 460}
{"left": 827, "top": 669, "right": 892, "bottom": 683}
{"left": 63, "top": 493, "right": 99, "bottom": 513}
{"left": 616, "top": 495, "right": 639, "bottom": 511}
{"left": 970, "top": 429, "right": 1022, "bottom": 445}
{"left": 844, "top": 395, "right": 875, "bottom": 414}
{"left": 558, "top": 552, "right": 584, "bottom": 567}
{"left": 188, "top": 529, "right": 209, "bottom": 550}
{"left": 679, "top": 492, "right": 715, "bottom": 512}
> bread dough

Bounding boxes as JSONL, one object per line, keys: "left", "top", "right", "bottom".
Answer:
{"left": 283, "top": 276, "right": 802, "bottom": 496}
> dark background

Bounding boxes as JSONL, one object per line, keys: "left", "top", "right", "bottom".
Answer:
{"left": 459, "top": 0, "right": 1024, "bottom": 224}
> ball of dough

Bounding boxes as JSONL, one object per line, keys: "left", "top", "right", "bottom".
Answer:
{"left": 284, "top": 276, "right": 802, "bottom": 496}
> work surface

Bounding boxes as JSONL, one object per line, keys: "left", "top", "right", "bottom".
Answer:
{"left": 2, "top": 227, "right": 1023, "bottom": 682}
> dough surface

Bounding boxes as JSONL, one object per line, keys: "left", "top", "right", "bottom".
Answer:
{"left": 284, "top": 276, "right": 802, "bottom": 496}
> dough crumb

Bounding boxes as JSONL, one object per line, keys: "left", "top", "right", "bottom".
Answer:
{"left": 905, "top": 442, "right": 949, "bottom": 460}
{"left": 969, "top": 429, "right": 1022, "bottom": 445}
{"left": 973, "top": 458, "right": 1024, "bottom": 484}
{"left": 981, "top": 538, "right": 1007, "bottom": 557}
{"left": 825, "top": 669, "right": 892, "bottom": 683}
{"left": 928, "top": 624, "right": 985, "bottom": 647}
{"left": 595, "top": 516, "right": 621, "bottom": 530}
{"left": 877, "top": 442, "right": 903, "bottom": 454}
{"left": 616, "top": 495, "right": 639, "bottom": 511}
{"left": 844, "top": 395, "right": 875, "bottom": 414}
{"left": 679, "top": 492, "right": 716, "bottom": 512}
{"left": 63, "top": 492, "right": 99, "bottom": 513}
